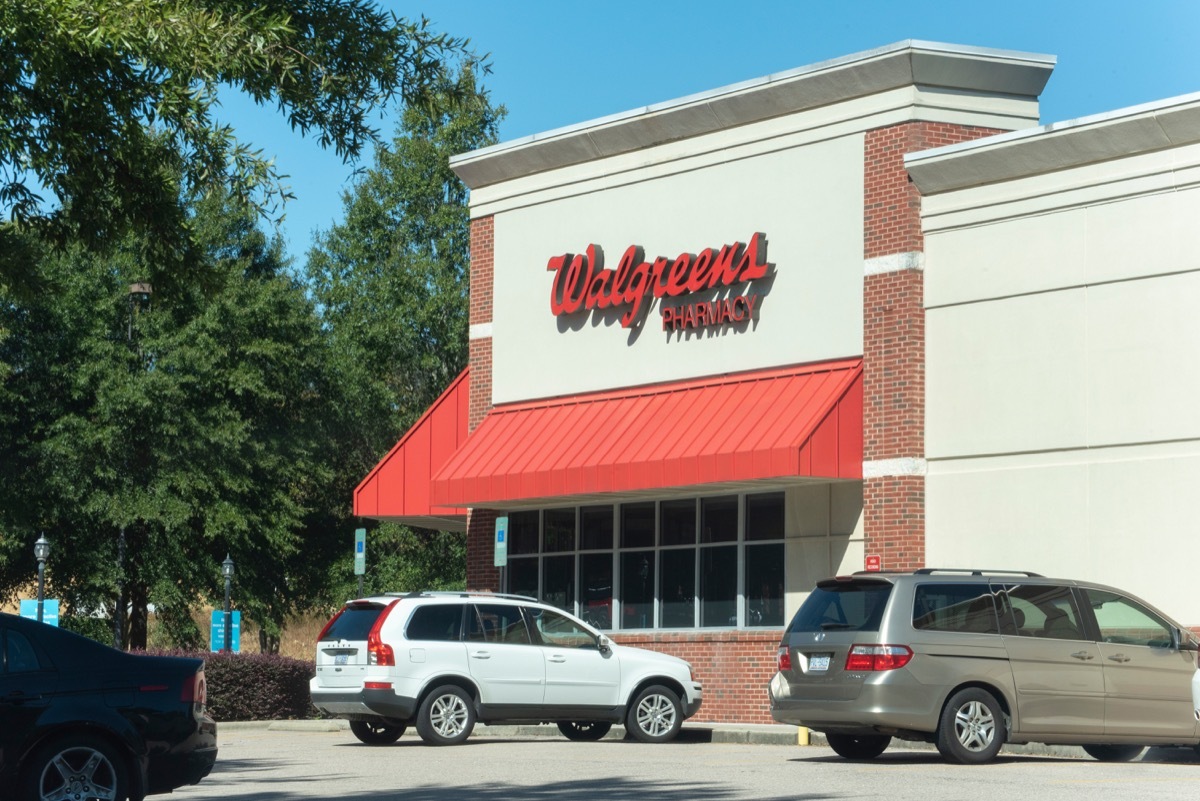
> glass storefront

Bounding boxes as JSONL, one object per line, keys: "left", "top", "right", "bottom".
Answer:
{"left": 503, "top": 491, "right": 786, "bottom": 630}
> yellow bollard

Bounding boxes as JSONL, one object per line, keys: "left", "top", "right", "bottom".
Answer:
{"left": 797, "top": 726, "right": 810, "bottom": 746}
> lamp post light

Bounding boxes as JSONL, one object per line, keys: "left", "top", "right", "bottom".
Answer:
{"left": 34, "top": 535, "right": 50, "bottom": 624}
{"left": 222, "top": 555, "right": 235, "bottom": 654}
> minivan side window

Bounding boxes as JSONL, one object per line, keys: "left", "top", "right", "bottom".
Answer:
{"left": 1084, "top": 590, "right": 1174, "bottom": 648}
{"left": 999, "top": 584, "right": 1086, "bottom": 641}
{"left": 912, "top": 584, "right": 999, "bottom": 634}
{"left": 405, "top": 604, "right": 464, "bottom": 642}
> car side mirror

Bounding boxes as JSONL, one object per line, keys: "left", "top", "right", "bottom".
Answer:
{"left": 1172, "top": 627, "right": 1198, "bottom": 652}
{"left": 597, "top": 634, "right": 611, "bottom": 654}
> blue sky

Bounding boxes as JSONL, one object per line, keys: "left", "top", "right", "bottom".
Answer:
{"left": 218, "top": 1, "right": 1200, "bottom": 261}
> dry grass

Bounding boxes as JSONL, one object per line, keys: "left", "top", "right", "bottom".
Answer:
{"left": 3, "top": 595, "right": 327, "bottom": 659}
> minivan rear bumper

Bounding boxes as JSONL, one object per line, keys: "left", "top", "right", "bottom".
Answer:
{"left": 767, "top": 670, "right": 941, "bottom": 735}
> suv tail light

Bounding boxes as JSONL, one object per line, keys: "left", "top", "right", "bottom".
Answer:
{"left": 367, "top": 600, "right": 400, "bottom": 666}
{"left": 845, "top": 644, "right": 913, "bottom": 671}
{"left": 776, "top": 646, "right": 792, "bottom": 671}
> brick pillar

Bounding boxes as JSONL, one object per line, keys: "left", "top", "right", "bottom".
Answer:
{"left": 466, "top": 215, "right": 499, "bottom": 590}
{"left": 862, "top": 123, "right": 1000, "bottom": 571}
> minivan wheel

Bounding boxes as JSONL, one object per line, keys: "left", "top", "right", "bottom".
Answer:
{"left": 626, "top": 685, "right": 683, "bottom": 743}
{"left": 416, "top": 685, "right": 476, "bottom": 745}
{"left": 825, "top": 733, "right": 892, "bottom": 760}
{"left": 1082, "top": 744, "right": 1144, "bottom": 762}
{"left": 937, "top": 688, "right": 1005, "bottom": 764}
{"left": 557, "top": 721, "right": 613, "bottom": 741}
{"left": 350, "top": 720, "right": 406, "bottom": 744}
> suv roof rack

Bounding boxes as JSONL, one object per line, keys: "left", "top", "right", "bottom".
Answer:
{"left": 384, "top": 590, "right": 539, "bottom": 602}
{"left": 911, "top": 568, "right": 1043, "bottom": 577}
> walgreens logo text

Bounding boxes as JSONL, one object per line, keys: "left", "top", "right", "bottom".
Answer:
{"left": 546, "top": 233, "right": 769, "bottom": 331}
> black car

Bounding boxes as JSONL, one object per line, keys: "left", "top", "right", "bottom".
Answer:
{"left": 0, "top": 612, "right": 217, "bottom": 801}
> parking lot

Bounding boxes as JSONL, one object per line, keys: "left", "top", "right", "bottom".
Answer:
{"left": 174, "top": 724, "right": 1200, "bottom": 801}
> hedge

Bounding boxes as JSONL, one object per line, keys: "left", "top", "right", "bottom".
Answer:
{"left": 150, "top": 650, "right": 321, "bottom": 722}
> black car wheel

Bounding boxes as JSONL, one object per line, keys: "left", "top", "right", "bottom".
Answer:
{"left": 416, "top": 685, "right": 476, "bottom": 745}
{"left": 557, "top": 721, "right": 613, "bottom": 741}
{"left": 1082, "top": 744, "right": 1144, "bottom": 762}
{"left": 625, "top": 685, "right": 683, "bottom": 743}
{"left": 23, "top": 735, "right": 128, "bottom": 801}
{"left": 350, "top": 720, "right": 406, "bottom": 744}
{"left": 825, "top": 733, "right": 892, "bottom": 760}
{"left": 936, "top": 688, "right": 1005, "bottom": 764}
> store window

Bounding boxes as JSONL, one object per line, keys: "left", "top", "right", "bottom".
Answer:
{"left": 501, "top": 491, "right": 786, "bottom": 631}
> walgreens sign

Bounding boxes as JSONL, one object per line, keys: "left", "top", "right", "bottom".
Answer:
{"left": 546, "top": 232, "right": 770, "bottom": 332}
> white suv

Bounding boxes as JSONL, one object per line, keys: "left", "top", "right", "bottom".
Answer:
{"left": 310, "top": 591, "right": 703, "bottom": 746}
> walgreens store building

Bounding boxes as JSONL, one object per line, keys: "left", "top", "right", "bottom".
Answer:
{"left": 355, "top": 41, "right": 1200, "bottom": 723}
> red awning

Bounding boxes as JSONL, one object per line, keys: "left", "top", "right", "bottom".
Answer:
{"left": 354, "top": 369, "right": 470, "bottom": 531}
{"left": 430, "top": 358, "right": 862, "bottom": 508}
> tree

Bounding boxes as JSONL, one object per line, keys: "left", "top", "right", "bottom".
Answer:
{"left": 306, "top": 65, "right": 502, "bottom": 603}
{"left": 0, "top": 1, "right": 480, "bottom": 291}
{"left": 0, "top": 191, "right": 337, "bottom": 650}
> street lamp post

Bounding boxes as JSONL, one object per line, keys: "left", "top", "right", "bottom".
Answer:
{"left": 34, "top": 535, "right": 50, "bottom": 624}
{"left": 222, "top": 555, "right": 235, "bottom": 654}
{"left": 115, "top": 282, "right": 152, "bottom": 650}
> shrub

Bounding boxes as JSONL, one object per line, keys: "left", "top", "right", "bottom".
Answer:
{"left": 150, "top": 650, "right": 319, "bottom": 721}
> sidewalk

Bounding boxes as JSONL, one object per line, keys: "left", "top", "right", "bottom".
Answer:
{"left": 217, "top": 719, "right": 1200, "bottom": 761}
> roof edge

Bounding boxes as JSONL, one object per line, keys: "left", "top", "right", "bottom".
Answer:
{"left": 906, "top": 91, "right": 1200, "bottom": 194}
{"left": 452, "top": 40, "right": 1055, "bottom": 189}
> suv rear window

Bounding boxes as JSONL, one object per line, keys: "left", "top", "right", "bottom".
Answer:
{"left": 320, "top": 603, "right": 385, "bottom": 642}
{"left": 913, "top": 584, "right": 999, "bottom": 634}
{"left": 787, "top": 580, "right": 892, "bottom": 633}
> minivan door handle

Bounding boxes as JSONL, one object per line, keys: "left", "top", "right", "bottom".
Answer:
{"left": 1070, "top": 651, "right": 1095, "bottom": 661}
{"left": 1106, "top": 653, "right": 1131, "bottom": 663}
{"left": 470, "top": 651, "right": 491, "bottom": 660}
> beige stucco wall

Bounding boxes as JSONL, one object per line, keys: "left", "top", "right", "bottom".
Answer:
{"left": 486, "top": 130, "right": 866, "bottom": 404}
{"left": 917, "top": 101, "right": 1200, "bottom": 623}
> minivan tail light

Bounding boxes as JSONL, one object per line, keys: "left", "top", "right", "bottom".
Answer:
{"left": 845, "top": 644, "right": 913, "bottom": 671}
{"left": 776, "top": 646, "right": 792, "bottom": 671}
{"left": 367, "top": 600, "right": 401, "bottom": 666}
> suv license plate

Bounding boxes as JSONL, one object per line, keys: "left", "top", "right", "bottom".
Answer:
{"left": 335, "top": 654, "right": 349, "bottom": 665}
{"left": 808, "top": 654, "right": 831, "bottom": 672}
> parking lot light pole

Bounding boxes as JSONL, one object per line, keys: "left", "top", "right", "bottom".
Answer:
{"left": 222, "top": 555, "right": 234, "bottom": 653}
{"left": 34, "top": 535, "right": 50, "bottom": 623}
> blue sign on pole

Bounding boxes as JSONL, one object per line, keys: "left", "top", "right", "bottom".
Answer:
{"left": 210, "top": 610, "right": 242, "bottom": 652}
{"left": 494, "top": 516, "right": 508, "bottom": 567}
{"left": 19, "top": 599, "right": 59, "bottom": 627}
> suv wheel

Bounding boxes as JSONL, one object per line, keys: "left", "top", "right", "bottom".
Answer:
{"left": 1082, "top": 744, "right": 1144, "bottom": 762}
{"left": 937, "top": 688, "right": 1005, "bottom": 764}
{"left": 416, "top": 685, "right": 475, "bottom": 745}
{"left": 825, "top": 733, "right": 891, "bottom": 760}
{"left": 626, "top": 685, "right": 683, "bottom": 743}
{"left": 557, "top": 721, "right": 613, "bottom": 741}
{"left": 350, "top": 720, "right": 406, "bottom": 745}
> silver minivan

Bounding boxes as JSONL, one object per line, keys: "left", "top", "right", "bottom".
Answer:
{"left": 769, "top": 569, "right": 1200, "bottom": 764}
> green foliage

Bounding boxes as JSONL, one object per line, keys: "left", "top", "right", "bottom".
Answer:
{"left": 59, "top": 614, "right": 113, "bottom": 644}
{"left": 0, "top": 192, "right": 336, "bottom": 648}
{"left": 304, "top": 65, "right": 501, "bottom": 607}
{"left": 308, "top": 64, "right": 502, "bottom": 476}
{"left": 0, "top": 0, "right": 481, "bottom": 289}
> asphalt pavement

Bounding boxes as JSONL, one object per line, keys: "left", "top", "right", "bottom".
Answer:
{"left": 219, "top": 718, "right": 1200, "bottom": 762}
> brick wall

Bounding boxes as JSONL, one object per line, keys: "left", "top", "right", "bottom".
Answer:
{"left": 467, "top": 216, "right": 498, "bottom": 587}
{"left": 862, "top": 123, "right": 1001, "bottom": 571}
{"left": 613, "top": 630, "right": 782, "bottom": 724}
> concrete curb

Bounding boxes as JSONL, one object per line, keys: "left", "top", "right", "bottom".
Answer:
{"left": 213, "top": 719, "right": 1200, "bottom": 761}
